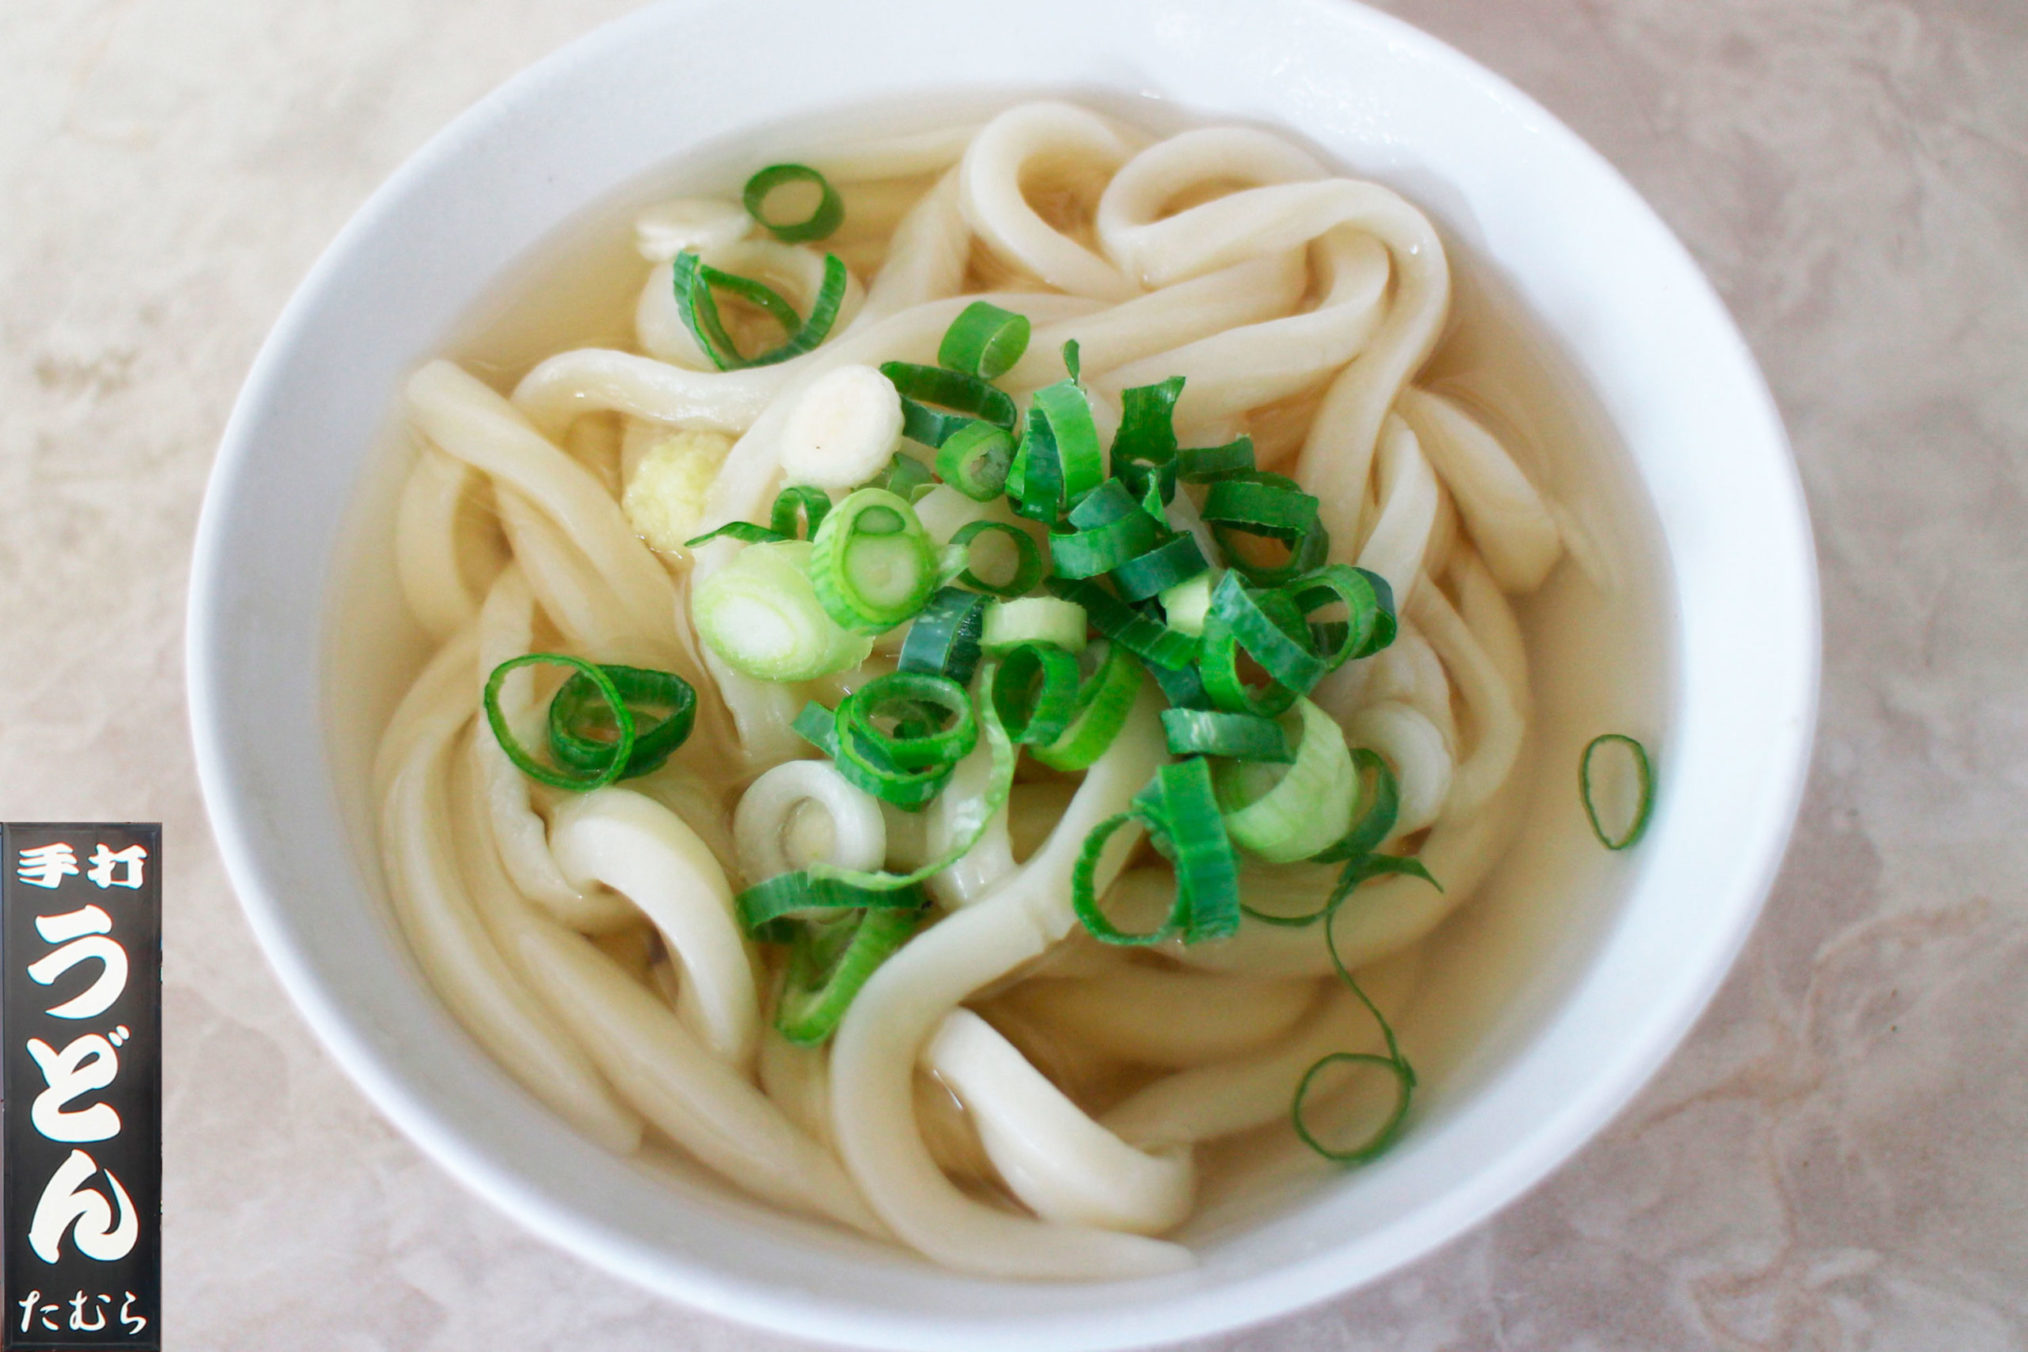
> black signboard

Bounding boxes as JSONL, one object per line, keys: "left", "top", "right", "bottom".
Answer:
{"left": 2, "top": 825, "right": 160, "bottom": 1351}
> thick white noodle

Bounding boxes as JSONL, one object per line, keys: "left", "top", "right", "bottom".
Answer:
{"left": 733, "top": 760, "right": 887, "bottom": 881}
{"left": 512, "top": 918, "right": 885, "bottom": 1237}
{"left": 372, "top": 625, "right": 642, "bottom": 1154}
{"left": 924, "top": 1010, "right": 1195, "bottom": 1234}
{"left": 1343, "top": 702, "right": 1453, "bottom": 842}
{"left": 1353, "top": 414, "right": 1441, "bottom": 612}
{"left": 999, "top": 967, "right": 1319, "bottom": 1068}
{"left": 472, "top": 567, "right": 634, "bottom": 931}
{"left": 394, "top": 443, "right": 483, "bottom": 640}
{"left": 1399, "top": 387, "right": 1562, "bottom": 593}
{"left": 408, "top": 361, "right": 678, "bottom": 648}
{"left": 514, "top": 347, "right": 783, "bottom": 439}
{"left": 1102, "top": 946, "right": 1423, "bottom": 1150}
{"left": 827, "top": 690, "right": 1192, "bottom": 1277}
{"left": 959, "top": 103, "right": 1138, "bottom": 301}
{"left": 547, "top": 787, "right": 760, "bottom": 1068}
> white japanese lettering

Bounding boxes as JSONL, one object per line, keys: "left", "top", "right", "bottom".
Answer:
{"left": 34, "top": 904, "right": 111, "bottom": 944}
{"left": 27, "top": 935, "right": 128, "bottom": 1020}
{"left": 28, "top": 1149, "right": 137, "bottom": 1263}
{"left": 27, "top": 1035, "right": 121, "bottom": 1143}
{"left": 86, "top": 844, "right": 147, "bottom": 890}
{"left": 16, "top": 843, "right": 79, "bottom": 890}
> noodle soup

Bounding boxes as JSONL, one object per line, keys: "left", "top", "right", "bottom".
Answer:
{"left": 341, "top": 99, "right": 1669, "bottom": 1276}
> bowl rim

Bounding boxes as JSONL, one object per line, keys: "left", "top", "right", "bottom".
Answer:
{"left": 187, "top": 0, "right": 1820, "bottom": 1346}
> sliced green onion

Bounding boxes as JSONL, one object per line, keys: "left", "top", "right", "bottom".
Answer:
{"left": 1287, "top": 564, "right": 1397, "bottom": 667}
{"left": 768, "top": 484, "right": 831, "bottom": 539}
{"left": 776, "top": 905, "right": 924, "bottom": 1044}
{"left": 1032, "top": 641, "right": 1143, "bottom": 772}
{"left": 808, "top": 673, "right": 1017, "bottom": 890}
{"left": 809, "top": 487, "right": 938, "bottom": 633}
{"left": 1110, "top": 376, "right": 1184, "bottom": 508}
{"left": 1062, "top": 338, "right": 1082, "bottom": 383}
{"left": 936, "top": 422, "right": 1016, "bottom": 501}
{"left": 1158, "top": 571, "right": 1215, "bottom": 636}
{"left": 880, "top": 361, "right": 1018, "bottom": 447}
{"left": 1110, "top": 531, "right": 1211, "bottom": 602}
{"left": 797, "top": 699, "right": 951, "bottom": 811}
{"left": 1580, "top": 733, "right": 1655, "bottom": 849}
{"left": 1049, "top": 478, "right": 1165, "bottom": 580}
{"left": 981, "top": 595, "right": 1086, "bottom": 653}
{"left": 1215, "top": 699, "right": 1356, "bottom": 863}
{"left": 1176, "top": 437, "right": 1257, "bottom": 482}
{"left": 1072, "top": 757, "right": 1240, "bottom": 946}
{"left": 937, "top": 301, "right": 1031, "bottom": 380}
{"left": 1290, "top": 909, "right": 1415, "bottom": 1163}
{"left": 1150, "top": 659, "right": 1212, "bottom": 710}
{"left": 1200, "top": 471, "right": 1330, "bottom": 586}
{"left": 683, "top": 519, "right": 785, "bottom": 547}
{"left": 989, "top": 641, "right": 1082, "bottom": 746}
{"left": 736, "top": 871, "right": 926, "bottom": 942}
{"left": 546, "top": 663, "right": 697, "bottom": 779}
{"left": 898, "top": 587, "right": 988, "bottom": 686}
{"left": 872, "top": 451, "right": 936, "bottom": 501}
{"left": 1310, "top": 748, "right": 1402, "bottom": 862}
{"left": 947, "top": 520, "right": 1044, "bottom": 598}
{"left": 1031, "top": 380, "right": 1103, "bottom": 506}
{"left": 694, "top": 540, "right": 872, "bottom": 681}
{"left": 1045, "top": 576, "right": 1197, "bottom": 671}
{"left": 1200, "top": 575, "right": 1316, "bottom": 716}
{"left": 742, "top": 163, "right": 845, "bottom": 243}
{"left": 836, "top": 671, "right": 977, "bottom": 771}
{"left": 672, "top": 250, "right": 847, "bottom": 370}
{"left": 483, "top": 655, "right": 634, "bottom": 791}
{"left": 1160, "top": 708, "right": 1292, "bottom": 763}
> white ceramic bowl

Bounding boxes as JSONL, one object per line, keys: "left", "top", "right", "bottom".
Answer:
{"left": 188, "top": 0, "right": 1818, "bottom": 1346}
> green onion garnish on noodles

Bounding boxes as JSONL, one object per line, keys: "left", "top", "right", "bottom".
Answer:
{"left": 546, "top": 663, "right": 697, "bottom": 779}
{"left": 1159, "top": 708, "right": 1293, "bottom": 763}
{"left": 1049, "top": 479, "right": 1165, "bottom": 579}
{"left": 672, "top": 249, "right": 847, "bottom": 370}
{"left": 937, "top": 301, "right": 1031, "bottom": 380}
{"left": 1020, "top": 376, "right": 1104, "bottom": 516}
{"left": 794, "top": 700, "right": 951, "bottom": 811}
{"left": 741, "top": 163, "right": 845, "bottom": 242}
{"left": 482, "top": 656, "right": 657, "bottom": 794}
{"left": 809, "top": 487, "right": 938, "bottom": 632}
{"left": 836, "top": 671, "right": 979, "bottom": 771}
{"left": 879, "top": 361, "right": 1018, "bottom": 447}
{"left": 1110, "top": 376, "right": 1185, "bottom": 505}
{"left": 1045, "top": 575, "right": 1198, "bottom": 671}
{"left": 1290, "top": 910, "right": 1416, "bottom": 1164}
{"left": 898, "top": 587, "right": 989, "bottom": 686}
{"left": 935, "top": 422, "right": 1016, "bottom": 501}
{"left": 776, "top": 905, "right": 924, "bottom": 1045}
{"left": 1110, "top": 531, "right": 1211, "bottom": 603}
{"left": 872, "top": 451, "right": 937, "bottom": 502}
{"left": 1201, "top": 471, "right": 1331, "bottom": 586}
{"left": 981, "top": 595, "right": 1087, "bottom": 653}
{"left": 988, "top": 642, "right": 1082, "bottom": 746}
{"left": 1310, "top": 748, "right": 1402, "bottom": 862}
{"left": 945, "top": 521, "right": 1044, "bottom": 598}
{"left": 1062, "top": 338, "right": 1082, "bottom": 383}
{"left": 1176, "top": 437, "right": 1257, "bottom": 482}
{"left": 1216, "top": 699, "right": 1357, "bottom": 863}
{"left": 684, "top": 483, "right": 836, "bottom": 547}
{"left": 694, "top": 540, "right": 872, "bottom": 681}
{"left": 1072, "top": 757, "right": 1241, "bottom": 946}
{"left": 736, "top": 871, "right": 927, "bottom": 941}
{"left": 1580, "top": 733, "right": 1655, "bottom": 849}
{"left": 1030, "top": 641, "right": 1143, "bottom": 772}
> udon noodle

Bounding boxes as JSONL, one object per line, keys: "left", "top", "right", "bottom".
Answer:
{"left": 376, "top": 101, "right": 1564, "bottom": 1278}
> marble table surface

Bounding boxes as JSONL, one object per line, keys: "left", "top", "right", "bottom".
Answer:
{"left": 4, "top": 0, "right": 2023, "bottom": 1348}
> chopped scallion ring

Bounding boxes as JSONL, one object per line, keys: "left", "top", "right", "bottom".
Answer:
{"left": 483, "top": 654, "right": 634, "bottom": 792}
{"left": 809, "top": 487, "right": 938, "bottom": 633}
{"left": 935, "top": 421, "right": 1016, "bottom": 501}
{"left": 741, "top": 163, "right": 845, "bottom": 242}
{"left": 937, "top": 301, "right": 1031, "bottom": 380}
{"left": 672, "top": 249, "right": 847, "bottom": 370}
{"left": 546, "top": 663, "right": 697, "bottom": 780}
{"left": 948, "top": 520, "right": 1044, "bottom": 598}
{"left": 1580, "top": 733, "right": 1655, "bottom": 849}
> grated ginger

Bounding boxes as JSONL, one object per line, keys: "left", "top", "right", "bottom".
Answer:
{"left": 621, "top": 427, "right": 734, "bottom": 553}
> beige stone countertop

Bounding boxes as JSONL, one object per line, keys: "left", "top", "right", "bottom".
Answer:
{"left": 4, "top": 1, "right": 2023, "bottom": 1348}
